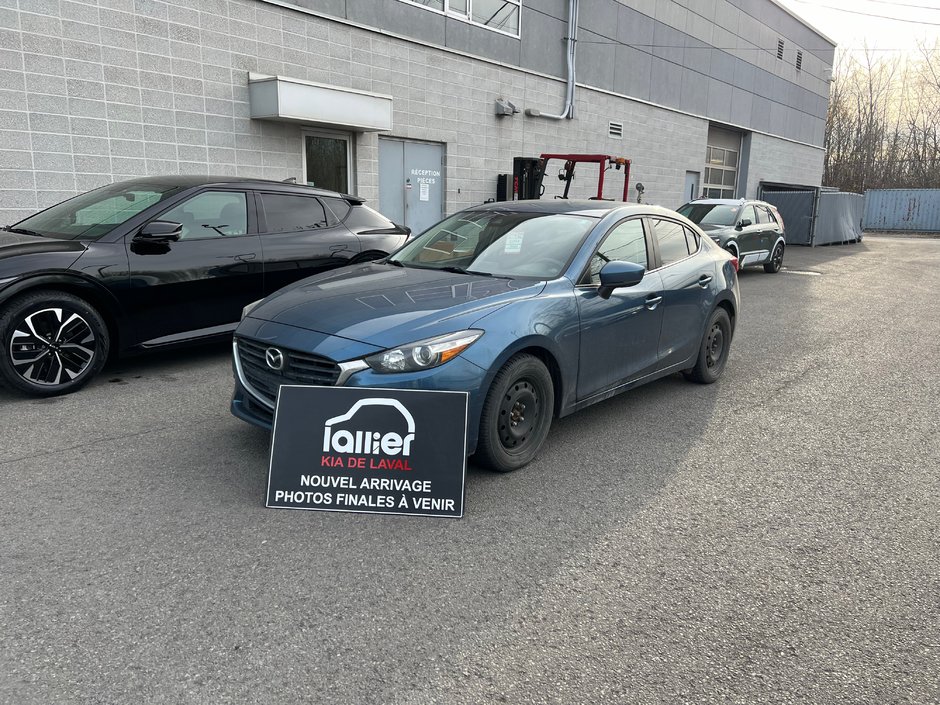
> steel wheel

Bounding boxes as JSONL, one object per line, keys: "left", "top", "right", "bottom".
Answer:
{"left": 475, "top": 354, "right": 554, "bottom": 472}
{"left": 764, "top": 242, "right": 784, "bottom": 273}
{"left": 684, "top": 307, "right": 732, "bottom": 384}
{"left": 497, "top": 378, "right": 541, "bottom": 451}
{"left": 705, "top": 321, "right": 724, "bottom": 370}
{"left": 0, "top": 291, "right": 109, "bottom": 396}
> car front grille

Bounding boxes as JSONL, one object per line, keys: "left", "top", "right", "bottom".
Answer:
{"left": 236, "top": 336, "right": 341, "bottom": 407}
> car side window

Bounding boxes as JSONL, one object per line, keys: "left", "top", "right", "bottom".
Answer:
{"left": 650, "top": 218, "right": 690, "bottom": 267}
{"left": 158, "top": 191, "right": 248, "bottom": 240}
{"left": 585, "top": 219, "right": 647, "bottom": 285}
{"left": 764, "top": 206, "right": 779, "bottom": 225}
{"left": 754, "top": 206, "right": 766, "bottom": 224}
{"left": 321, "top": 196, "right": 351, "bottom": 224}
{"left": 684, "top": 226, "right": 700, "bottom": 254}
{"left": 741, "top": 205, "right": 757, "bottom": 227}
{"left": 259, "top": 193, "right": 330, "bottom": 233}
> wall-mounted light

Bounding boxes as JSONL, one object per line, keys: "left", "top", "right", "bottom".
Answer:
{"left": 495, "top": 98, "right": 519, "bottom": 117}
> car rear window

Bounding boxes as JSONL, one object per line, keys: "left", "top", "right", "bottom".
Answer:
{"left": 343, "top": 204, "right": 397, "bottom": 231}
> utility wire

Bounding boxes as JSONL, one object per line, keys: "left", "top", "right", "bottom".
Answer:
{"left": 788, "top": 0, "right": 940, "bottom": 25}
{"left": 796, "top": 0, "right": 940, "bottom": 10}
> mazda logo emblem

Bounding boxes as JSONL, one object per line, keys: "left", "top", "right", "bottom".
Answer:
{"left": 265, "top": 347, "right": 285, "bottom": 370}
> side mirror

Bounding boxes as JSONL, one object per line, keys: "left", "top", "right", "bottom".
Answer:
{"left": 598, "top": 261, "right": 645, "bottom": 299}
{"left": 135, "top": 220, "right": 182, "bottom": 243}
{"left": 736, "top": 218, "right": 752, "bottom": 229}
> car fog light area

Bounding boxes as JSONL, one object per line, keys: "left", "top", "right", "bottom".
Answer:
{"left": 366, "top": 330, "right": 483, "bottom": 373}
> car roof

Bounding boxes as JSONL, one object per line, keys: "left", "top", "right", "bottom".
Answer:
{"left": 113, "top": 175, "right": 363, "bottom": 203}
{"left": 684, "top": 198, "right": 776, "bottom": 208}
{"left": 465, "top": 200, "right": 680, "bottom": 218}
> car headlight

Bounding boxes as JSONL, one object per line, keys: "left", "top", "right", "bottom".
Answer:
{"left": 365, "top": 330, "right": 483, "bottom": 374}
{"left": 241, "top": 298, "right": 263, "bottom": 320}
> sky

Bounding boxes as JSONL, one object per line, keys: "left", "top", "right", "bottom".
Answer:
{"left": 776, "top": 0, "right": 940, "bottom": 57}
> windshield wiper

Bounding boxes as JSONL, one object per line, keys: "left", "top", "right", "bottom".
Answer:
{"left": 2, "top": 226, "right": 44, "bottom": 237}
{"left": 440, "top": 266, "right": 492, "bottom": 277}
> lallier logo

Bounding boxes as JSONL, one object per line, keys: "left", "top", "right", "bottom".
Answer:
{"left": 321, "top": 398, "right": 415, "bottom": 471}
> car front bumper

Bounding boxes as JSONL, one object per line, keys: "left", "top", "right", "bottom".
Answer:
{"left": 230, "top": 333, "right": 491, "bottom": 455}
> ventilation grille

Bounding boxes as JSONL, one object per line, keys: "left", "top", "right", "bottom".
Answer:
{"left": 608, "top": 121, "right": 623, "bottom": 139}
{"left": 796, "top": 50, "right": 803, "bottom": 72}
{"left": 777, "top": 39, "right": 785, "bottom": 60}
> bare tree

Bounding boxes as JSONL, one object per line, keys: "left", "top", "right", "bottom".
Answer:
{"left": 825, "top": 42, "right": 940, "bottom": 191}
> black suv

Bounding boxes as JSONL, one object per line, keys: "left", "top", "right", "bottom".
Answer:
{"left": 676, "top": 198, "right": 786, "bottom": 273}
{"left": 0, "top": 176, "right": 409, "bottom": 397}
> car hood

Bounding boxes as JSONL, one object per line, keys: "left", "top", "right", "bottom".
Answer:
{"left": 249, "top": 263, "right": 546, "bottom": 347}
{"left": 0, "top": 230, "right": 86, "bottom": 260}
{"left": 697, "top": 224, "right": 734, "bottom": 235}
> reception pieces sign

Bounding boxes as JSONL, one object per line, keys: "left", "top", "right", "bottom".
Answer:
{"left": 266, "top": 386, "right": 468, "bottom": 518}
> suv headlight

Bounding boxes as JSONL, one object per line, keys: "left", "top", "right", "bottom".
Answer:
{"left": 365, "top": 330, "right": 483, "bottom": 374}
{"left": 241, "top": 298, "right": 263, "bottom": 320}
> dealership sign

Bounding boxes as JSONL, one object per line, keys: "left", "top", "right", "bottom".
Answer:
{"left": 267, "top": 386, "right": 468, "bottom": 517}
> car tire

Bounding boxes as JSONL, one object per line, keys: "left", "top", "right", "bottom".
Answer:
{"left": 684, "top": 307, "right": 731, "bottom": 385}
{"left": 474, "top": 353, "right": 554, "bottom": 473}
{"left": 724, "top": 243, "right": 739, "bottom": 264}
{"left": 0, "top": 290, "right": 109, "bottom": 397}
{"left": 764, "top": 241, "right": 785, "bottom": 273}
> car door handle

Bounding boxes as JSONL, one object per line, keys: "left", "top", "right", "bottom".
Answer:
{"left": 645, "top": 294, "right": 663, "bottom": 309}
{"left": 698, "top": 274, "right": 713, "bottom": 287}
{"left": 234, "top": 253, "right": 256, "bottom": 262}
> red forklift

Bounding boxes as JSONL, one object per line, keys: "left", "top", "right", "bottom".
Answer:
{"left": 500, "top": 154, "right": 632, "bottom": 202}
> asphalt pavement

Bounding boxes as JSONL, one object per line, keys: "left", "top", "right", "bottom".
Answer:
{"left": 1, "top": 236, "right": 938, "bottom": 704}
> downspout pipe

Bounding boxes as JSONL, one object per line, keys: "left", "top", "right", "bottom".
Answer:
{"left": 525, "top": 0, "right": 578, "bottom": 120}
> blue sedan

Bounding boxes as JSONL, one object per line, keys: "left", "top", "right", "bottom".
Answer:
{"left": 231, "top": 201, "right": 740, "bottom": 472}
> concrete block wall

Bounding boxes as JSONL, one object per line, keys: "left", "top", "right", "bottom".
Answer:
{"left": 744, "top": 131, "right": 825, "bottom": 198}
{"left": 0, "top": 0, "right": 825, "bottom": 224}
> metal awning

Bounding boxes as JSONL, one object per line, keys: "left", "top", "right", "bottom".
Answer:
{"left": 247, "top": 73, "right": 392, "bottom": 132}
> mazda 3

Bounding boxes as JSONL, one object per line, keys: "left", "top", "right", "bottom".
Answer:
{"left": 231, "top": 201, "right": 740, "bottom": 472}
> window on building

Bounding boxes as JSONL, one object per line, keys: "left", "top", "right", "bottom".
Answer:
{"left": 703, "top": 146, "right": 738, "bottom": 199}
{"left": 398, "top": 0, "right": 521, "bottom": 36}
{"left": 796, "top": 50, "right": 803, "bottom": 72}
{"left": 777, "top": 39, "right": 785, "bottom": 60}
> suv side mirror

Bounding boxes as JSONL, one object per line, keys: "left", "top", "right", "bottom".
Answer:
{"left": 598, "top": 261, "right": 645, "bottom": 299}
{"left": 736, "top": 218, "right": 752, "bottom": 229}
{"left": 135, "top": 220, "right": 182, "bottom": 243}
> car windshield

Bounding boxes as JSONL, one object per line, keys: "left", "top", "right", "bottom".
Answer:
{"left": 10, "top": 181, "right": 184, "bottom": 241}
{"left": 388, "top": 210, "right": 597, "bottom": 278}
{"left": 677, "top": 203, "right": 740, "bottom": 227}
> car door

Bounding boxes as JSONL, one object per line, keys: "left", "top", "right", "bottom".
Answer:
{"left": 256, "top": 191, "right": 361, "bottom": 296}
{"left": 125, "top": 189, "right": 263, "bottom": 347}
{"left": 648, "top": 217, "right": 715, "bottom": 368}
{"left": 574, "top": 217, "right": 665, "bottom": 400}
{"left": 735, "top": 204, "right": 763, "bottom": 263}
{"left": 760, "top": 205, "right": 782, "bottom": 250}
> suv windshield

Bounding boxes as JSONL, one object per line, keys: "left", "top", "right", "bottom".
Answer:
{"left": 388, "top": 210, "right": 597, "bottom": 279}
{"left": 677, "top": 203, "right": 740, "bottom": 227}
{"left": 11, "top": 181, "right": 184, "bottom": 241}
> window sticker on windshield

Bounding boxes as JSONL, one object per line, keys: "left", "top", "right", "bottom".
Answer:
{"left": 504, "top": 232, "right": 524, "bottom": 254}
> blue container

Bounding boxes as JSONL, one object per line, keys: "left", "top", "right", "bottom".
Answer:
{"left": 863, "top": 189, "right": 940, "bottom": 232}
